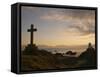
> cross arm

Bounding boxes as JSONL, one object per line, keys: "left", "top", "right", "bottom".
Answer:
{"left": 34, "top": 28, "right": 37, "bottom": 31}
{"left": 27, "top": 29, "right": 31, "bottom": 32}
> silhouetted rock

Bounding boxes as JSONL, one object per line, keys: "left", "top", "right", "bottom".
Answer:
{"left": 55, "top": 53, "right": 63, "bottom": 57}
{"left": 66, "top": 51, "right": 77, "bottom": 55}
{"left": 79, "top": 43, "right": 96, "bottom": 67}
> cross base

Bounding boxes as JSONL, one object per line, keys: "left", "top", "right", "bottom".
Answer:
{"left": 23, "top": 44, "right": 38, "bottom": 55}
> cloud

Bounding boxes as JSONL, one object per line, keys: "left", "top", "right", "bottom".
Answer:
{"left": 62, "top": 9, "right": 95, "bottom": 19}
{"left": 40, "top": 8, "right": 95, "bottom": 36}
{"left": 47, "top": 9, "right": 95, "bottom": 36}
{"left": 40, "top": 8, "right": 95, "bottom": 21}
{"left": 40, "top": 9, "right": 66, "bottom": 21}
{"left": 66, "top": 17, "right": 95, "bottom": 36}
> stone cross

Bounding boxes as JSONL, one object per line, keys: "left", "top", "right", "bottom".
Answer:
{"left": 27, "top": 24, "right": 37, "bottom": 45}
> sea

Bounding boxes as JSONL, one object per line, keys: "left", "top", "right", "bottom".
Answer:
{"left": 22, "top": 44, "right": 95, "bottom": 57}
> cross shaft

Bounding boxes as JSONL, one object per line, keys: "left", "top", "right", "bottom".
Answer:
{"left": 27, "top": 24, "right": 37, "bottom": 45}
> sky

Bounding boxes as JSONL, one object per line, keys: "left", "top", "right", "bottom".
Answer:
{"left": 21, "top": 6, "right": 95, "bottom": 48}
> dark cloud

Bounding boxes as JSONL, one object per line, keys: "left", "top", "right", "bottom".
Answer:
{"left": 62, "top": 9, "right": 95, "bottom": 20}
{"left": 60, "top": 9, "right": 95, "bottom": 36}
{"left": 68, "top": 19, "right": 95, "bottom": 35}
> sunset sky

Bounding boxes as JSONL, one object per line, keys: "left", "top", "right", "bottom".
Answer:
{"left": 21, "top": 6, "right": 95, "bottom": 47}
